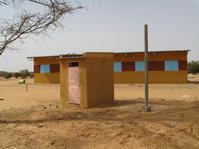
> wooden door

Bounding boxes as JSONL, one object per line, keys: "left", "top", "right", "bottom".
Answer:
{"left": 68, "top": 63, "right": 80, "bottom": 104}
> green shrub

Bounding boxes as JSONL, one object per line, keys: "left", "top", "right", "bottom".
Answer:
{"left": 20, "top": 69, "right": 30, "bottom": 79}
{"left": 4, "top": 73, "right": 12, "bottom": 79}
{"left": 0, "top": 71, "right": 12, "bottom": 79}
{"left": 0, "top": 70, "right": 33, "bottom": 79}
{"left": 13, "top": 72, "right": 20, "bottom": 78}
{"left": 188, "top": 61, "right": 199, "bottom": 74}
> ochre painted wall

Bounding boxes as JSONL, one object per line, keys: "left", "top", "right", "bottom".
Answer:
{"left": 114, "top": 51, "right": 188, "bottom": 84}
{"left": 34, "top": 57, "right": 59, "bottom": 65}
{"left": 34, "top": 73, "right": 60, "bottom": 83}
{"left": 85, "top": 53, "right": 114, "bottom": 107}
{"left": 114, "top": 51, "right": 187, "bottom": 62}
{"left": 34, "top": 57, "right": 60, "bottom": 83}
{"left": 114, "top": 71, "right": 187, "bottom": 84}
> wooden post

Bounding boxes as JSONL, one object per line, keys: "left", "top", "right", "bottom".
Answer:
{"left": 144, "top": 24, "right": 151, "bottom": 112}
{"left": 26, "top": 83, "right": 28, "bottom": 92}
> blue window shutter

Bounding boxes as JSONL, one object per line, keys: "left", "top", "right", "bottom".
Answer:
{"left": 40, "top": 64, "right": 50, "bottom": 73}
{"left": 114, "top": 62, "right": 122, "bottom": 72}
{"left": 135, "top": 61, "right": 145, "bottom": 71}
{"left": 165, "top": 61, "right": 179, "bottom": 71}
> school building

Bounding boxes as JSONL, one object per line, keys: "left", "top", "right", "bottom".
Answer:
{"left": 30, "top": 50, "right": 190, "bottom": 84}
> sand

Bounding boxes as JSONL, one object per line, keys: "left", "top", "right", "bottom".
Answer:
{"left": 0, "top": 75, "right": 199, "bottom": 149}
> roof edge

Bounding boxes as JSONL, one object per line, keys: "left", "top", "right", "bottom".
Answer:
{"left": 27, "top": 50, "right": 191, "bottom": 59}
{"left": 115, "top": 49, "right": 191, "bottom": 54}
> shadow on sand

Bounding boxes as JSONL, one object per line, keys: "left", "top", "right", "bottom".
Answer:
{"left": 0, "top": 98, "right": 196, "bottom": 125}
{"left": 188, "top": 80, "right": 199, "bottom": 84}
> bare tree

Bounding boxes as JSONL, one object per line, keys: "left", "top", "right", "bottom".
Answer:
{"left": 0, "top": 0, "right": 7, "bottom": 5}
{"left": 0, "top": 0, "right": 83, "bottom": 55}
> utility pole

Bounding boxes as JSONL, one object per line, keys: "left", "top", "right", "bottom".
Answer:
{"left": 143, "top": 24, "right": 151, "bottom": 112}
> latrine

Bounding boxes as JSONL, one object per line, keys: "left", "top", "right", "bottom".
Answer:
{"left": 59, "top": 52, "right": 114, "bottom": 108}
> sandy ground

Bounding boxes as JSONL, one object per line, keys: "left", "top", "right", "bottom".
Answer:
{"left": 0, "top": 75, "right": 199, "bottom": 149}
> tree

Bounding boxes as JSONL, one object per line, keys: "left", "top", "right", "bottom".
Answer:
{"left": 0, "top": 0, "right": 83, "bottom": 55}
{"left": 0, "top": 71, "right": 12, "bottom": 79}
{"left": 4, "top": 72, "right": 12, "bottom": 79}
{"left": 188, "top": 61, "right": 199, "bottom": 74}
{"left": 19, "top": 69, "right": 31, "bottom": 79}
{"left": 13, "top": 72, "right": 20, "bottom": 78}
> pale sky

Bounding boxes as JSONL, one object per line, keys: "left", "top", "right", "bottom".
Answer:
{"left": 0, "top": 0, "right": 198, "bottom": 72}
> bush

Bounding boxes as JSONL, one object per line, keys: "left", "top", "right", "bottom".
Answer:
{"left": 0, "top": 71, "right": 6, "bottom": 77}
{"left": 0, "top": 71, "right": 12, "bottom": 79}
{"left": 20, "top": 69, "right": 30, "bottom": 79}
{"left": 4, "top": 73, "right": 12, "bottom": 79}
{"left": 0, "top": 70, "right": 33, "bottom": 79}
{"left": 188, "top": 61, "right": 199, "bottom": 74}
{"left": 28, "top": 72, "right": 34, "bottom": 78}
{"left": 13, "top": 72, "right": 20, "bottom": 78}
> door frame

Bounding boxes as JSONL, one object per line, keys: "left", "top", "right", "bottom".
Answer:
{"left": 68, "top": 62, "right": 80, "bottom": 105}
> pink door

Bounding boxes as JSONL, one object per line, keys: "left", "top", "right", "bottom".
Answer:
{"left": 68, "top": 66, "right": 80, "bottom": 104}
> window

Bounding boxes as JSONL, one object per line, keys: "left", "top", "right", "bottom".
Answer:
{"left": 40, "top": 64, "right": 50, "bottom": 73}
{"left": 179, "top": 60, "right": 187, "bottom": 70}
{"left": 135, "top": 61, "right": 145, "bottom": 71}
{"left": 148, "top": 61, "right": 164, "bottom": 71}
{"left": 114, "top": 62, "right": 122, "bottom": 72}
{"left": 165, "top": 61, "right": 178, "bottom": 71}
{"left": 34, "top": 65, "right": 40, "bottom": 73}
{"left": 50, "top": 64, "right": 60, "bottom": 72}
{"left": 69, "top": 62, "right": 79, "bottom": 67}
{"left": 122, "top": 62, "right": 135, "bottom": 71}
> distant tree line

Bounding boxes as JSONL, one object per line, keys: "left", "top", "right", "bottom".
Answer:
{"left": 0, "top": 69, "right": 33, "bottom": 79}
{"left": 188, "top": 61, "right": 199, "bottom": 74}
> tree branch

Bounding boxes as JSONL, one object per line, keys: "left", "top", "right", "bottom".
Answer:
{"left": 0, "top": 0, "right": 83, "bottom": 55}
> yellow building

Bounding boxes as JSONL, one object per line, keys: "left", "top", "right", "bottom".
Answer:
{"left": 30, "top": 50, "right": 189, "bottom": 84}
{"left": 114, "top": 50, "right": 189, "bottom": 83}
{"left": 59, "top": 52, "right": 114, "bottom": 108}
{"left": 33, "top": 56, "right": 60, "bottom": 83}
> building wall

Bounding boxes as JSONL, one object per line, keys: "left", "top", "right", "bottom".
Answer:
{"left": 34, "top": 57, "right": 60, "bottom": 83}
{"left": 33, "top": 51, "right": 188, "bottom": 84}
{"left": 114, "top": 71, "right": 187, "bottom": 83}
{"left": 34, "top": 73, "right": 60, "bottom": 83}
{"left": 85, "top": 53, "right": 114, "bottom": 107}
{"left": 114, "top": 51, "right": 188, "bottom": 83}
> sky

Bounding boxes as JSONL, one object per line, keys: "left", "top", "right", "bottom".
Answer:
{"left": 0, "top": 0, "right": 198, "bottom": 72}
